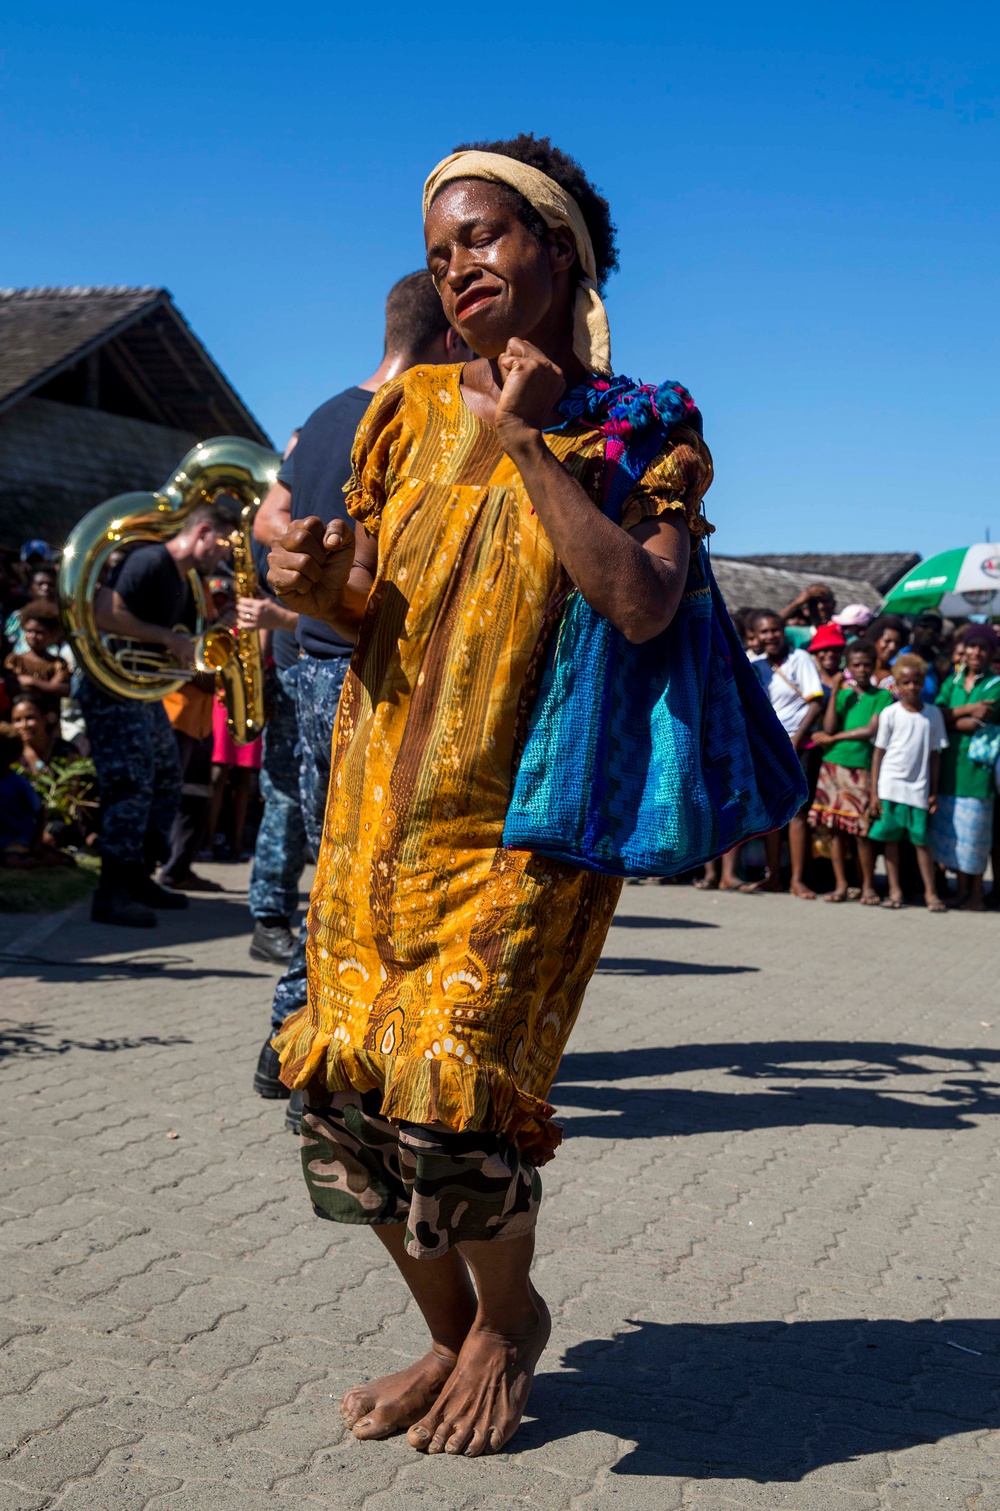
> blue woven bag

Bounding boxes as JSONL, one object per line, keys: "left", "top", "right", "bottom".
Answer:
{"left": 501, "top": 378, "right": 808, "bottom": 877}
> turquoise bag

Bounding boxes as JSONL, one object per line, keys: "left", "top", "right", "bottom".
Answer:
{"left": 501, "top": 377, "right": 808, "bottom": 877}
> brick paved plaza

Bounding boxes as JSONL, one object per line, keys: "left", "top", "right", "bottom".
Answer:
{"left": 1, "top": 869, "right": 998, "bottom": 1510}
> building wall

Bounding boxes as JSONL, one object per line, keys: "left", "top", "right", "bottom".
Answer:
{"left": 0, "top": 396, "right": 197, "bottom": 547}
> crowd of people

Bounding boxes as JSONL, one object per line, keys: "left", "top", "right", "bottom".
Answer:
{"left": 692, "top": 589, "right": 1000, "bottom": 910}
{"left": 2, "top": 513, "right": 998, "bottom": 920}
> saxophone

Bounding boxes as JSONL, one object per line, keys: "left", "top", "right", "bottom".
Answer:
{"left": 59, "top": 436, "right": 281, "bottom": 745}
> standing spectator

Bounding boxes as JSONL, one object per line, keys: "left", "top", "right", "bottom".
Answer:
{"left": 82, "top": 503, "right": 233, "bottom": 926}
{"left": 4, "top": 566, "right": 59, "bottom": 653}
{"left": 900, "top": 610, "right": 945, "bottom": 701}
{"left": 158, "top": 675, "right": 220, "bottom": 893}
{"left": 869, "top": 654, "right": 949, "bottom": 912}
{"left": 810, "top": 640, "right": 892, "bottom": 904}
{"left": 809, "top": 622, "right": 847, "bottom": 696}
{"left": 778, "top": 583, "right": 836, "bottom": 649}
{"left": 206, "top": 691, "right": 262, "bottom": 860}
{"left": 251, "top": 270, "right": 472, "bottom": 1108}
{"left": 832, "top": 603, "right": 874, "bottom": 640}
{"left": 868, "top": 615, "right": 907, "bottom": 693}
{"left": 930, "top": 624, "right": 1000, "bottom": 911}
{"left": 746, "top": 611, "right": 825, "bottom": 898}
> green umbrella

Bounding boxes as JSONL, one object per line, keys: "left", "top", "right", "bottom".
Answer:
{"left": 881, "top": 545, "right": 1000, "bottom": 617}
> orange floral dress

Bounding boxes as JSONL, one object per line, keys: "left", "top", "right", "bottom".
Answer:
{"left": 275, "top": 364, "right": 712, "bottom": 1155}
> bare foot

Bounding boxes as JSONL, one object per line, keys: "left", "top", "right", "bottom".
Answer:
{"left": 407, "top": 1290, "right": 551, "bottom": 1456}
{"left": 693, "top": 877, "right": 717, "bottom": 891}
{"left": 717, "top": 880, "right": 743, "bottom": 891}
{"left": 859, "top": 890, "right": 881, "bottom": 906}
{"left": 342, "top": 1345, "right": 458, "bottom": 1439}
{"left": 823, "top": 888, "right": 849, "bottom": 903}
{"left": 925, "top": 896, "right": 948, "bottom": 913}
{"left": 740, "top": 876, "right": 783, "bottom": 894}
{"left": 790, "top": 882, "right": 817, "bottom": 900}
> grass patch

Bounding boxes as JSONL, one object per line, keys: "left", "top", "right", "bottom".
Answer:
{"left": 0, "top": 853, "right": 100, "bottom": 913}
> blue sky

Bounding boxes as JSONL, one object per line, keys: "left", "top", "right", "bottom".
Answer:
{"left": 1, "top": 3, "right": 997, "bottom": 556}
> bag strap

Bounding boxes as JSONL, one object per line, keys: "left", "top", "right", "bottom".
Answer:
{"left": 770, "top": 661, "right": 807, "bottom": 703}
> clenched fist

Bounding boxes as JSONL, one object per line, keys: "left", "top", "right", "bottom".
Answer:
{"left": 268, "top": 516, "right": 356, "bottom": 625}
{"left": 494, "top": 338, "right": 566, "bottom": 454}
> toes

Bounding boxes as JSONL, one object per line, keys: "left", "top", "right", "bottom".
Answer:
{"left": 444, "top": 1420, "right": 474, "bottom": 1455}
{"left": 340, "top": 1388, "right": 374, "bottom": 1428}
{"left": 408, "top": 1422, "right": 433, "bottom": 1451}
{"left": 352, "top": 1410, "right": 394, "bottom": 1440}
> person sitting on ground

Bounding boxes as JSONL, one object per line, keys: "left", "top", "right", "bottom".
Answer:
{"left": 11, "top": 692, "right": 97, "bottom": 851}
{"left": 930, "top": 624, "right": 1000, "bottom": 911}
{"left": 809, "top": 622, "right": 847, "bottom": 697}
{"left": 868, "top": 615, "right": 907, "bottom": 694}
{"left": 746, "top": 610, "right": 825, "bottom": 897}
{"left": 4, "top": 600, "right": 71, "bottom": 706}
{"left": 0, "top": 721, "right": 42, "bottom": 864}
{"left": 778, "top": 583, "right": 836, "bottom": 648}
{"left": 869, "top": 654, "right": 949, "bottom": 912}
{"left": 810, "top": 639, "right": 892, "bottom": 904}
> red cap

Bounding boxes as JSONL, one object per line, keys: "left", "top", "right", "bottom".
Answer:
{"left": 810, "top": 624, "right": 848, "bottom": 651}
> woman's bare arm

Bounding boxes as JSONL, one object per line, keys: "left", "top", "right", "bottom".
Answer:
{"left": 493, "top": 340, "right": 692, "bottom": 644}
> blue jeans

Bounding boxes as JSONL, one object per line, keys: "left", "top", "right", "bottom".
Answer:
{"left": 269, "top": 655, "right": 348, "bottom": 1032}
{"left": 248, "top": 663, "right": 308, "bottom": 924}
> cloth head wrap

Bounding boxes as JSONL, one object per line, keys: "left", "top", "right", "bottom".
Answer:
{"left": 422, "top": 150, "right": 612, "bottom": 377}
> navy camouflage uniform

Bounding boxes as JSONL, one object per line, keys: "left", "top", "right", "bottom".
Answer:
{"left": 77, "top": 679, "right": 183, "bottom": 867}
{"left": 248, "top": 661, "right": 308, "bottom": 923}
{"left": 269, "top": 655, "right": 348, "bottom": 1032}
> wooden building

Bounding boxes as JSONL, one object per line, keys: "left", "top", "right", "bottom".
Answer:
{"left": 0, "top": 286, "right": 271, "bottom": 549}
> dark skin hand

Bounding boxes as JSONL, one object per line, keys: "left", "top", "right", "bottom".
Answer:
{"left": 270, "top": 179, "right": 692, "bottom": 646}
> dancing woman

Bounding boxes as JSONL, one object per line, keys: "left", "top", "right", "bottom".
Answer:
{"left": 268, "top": 134, "right": 713, "bottom": 1456}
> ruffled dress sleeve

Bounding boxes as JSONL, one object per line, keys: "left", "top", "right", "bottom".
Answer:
{"left": 620, "top": 426, "right": 715, "bottom": 540}
{"left": 343, "top": 376, "right": 408, "bottom": 539}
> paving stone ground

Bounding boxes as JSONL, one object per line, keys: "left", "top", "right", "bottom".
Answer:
{"left": 1, "top": 865, "right": 999, "bottom": 1511}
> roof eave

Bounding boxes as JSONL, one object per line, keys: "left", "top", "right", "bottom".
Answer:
{"left": 0, "top": 289, "right": 169, "bottom": 417}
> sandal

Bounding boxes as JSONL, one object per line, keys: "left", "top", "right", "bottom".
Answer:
{"left": 926, "top": 899, "right": 948, "bottom": 913}
{"left": 859, "top": 892, "right": 882, "bottom": 907}
{"left": 881, "top": 897, "right": 904, "bottom": 910}
{"left": 823, "top": 890, "right": 849, "bottom": 903}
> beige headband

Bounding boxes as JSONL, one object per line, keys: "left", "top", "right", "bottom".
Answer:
{"left": 422, "top": 149, "right": 612, "bottom": 377}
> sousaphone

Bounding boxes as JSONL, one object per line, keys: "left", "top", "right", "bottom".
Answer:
{"left": 59, "top": 437, "right": 282, "bottom": 745}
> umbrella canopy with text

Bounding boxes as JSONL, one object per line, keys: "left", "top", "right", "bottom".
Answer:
{"left": 882, "top": 545, "right": 1000, "bottom": 618}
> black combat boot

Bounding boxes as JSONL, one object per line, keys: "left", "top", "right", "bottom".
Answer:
{"left": 285, "top": 1088, "right": 304, "bottom": 1134}
{"left": 249, "top": 918, "right": 295, "bottom": 964}
{"left": 253, "top": 1036, "right": 290, "bottom": 1099}
{"left": 91, "top": 857, "right": 157, "bottom": 928}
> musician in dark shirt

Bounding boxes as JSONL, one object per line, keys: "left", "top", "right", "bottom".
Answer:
{"left": 80, "top": 501, "right": 234, "bottom": 927}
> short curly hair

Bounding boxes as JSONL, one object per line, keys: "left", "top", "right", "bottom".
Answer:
{"left": 449, "top": 133, "right": 619, "bottom": 291}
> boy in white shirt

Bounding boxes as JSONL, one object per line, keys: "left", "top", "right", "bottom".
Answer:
{"left": 868, "top": 654, "right": 949, "bottom": 911}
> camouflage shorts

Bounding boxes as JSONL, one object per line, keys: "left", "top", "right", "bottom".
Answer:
{"left": 300, "top": 1086, "right": 541, "bottom": 1259}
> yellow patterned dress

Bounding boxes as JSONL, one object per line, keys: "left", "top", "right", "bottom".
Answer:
{"left": 275, "top": 364, "right": 712, "bottom": 1157}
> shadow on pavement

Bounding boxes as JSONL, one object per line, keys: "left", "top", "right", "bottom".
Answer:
{"left": 523, "top": 1317, "right": 1000, "bottom": 1478}
{"left": 0, "top": 1024, "right": 192, "bottom": 1061}
{"left": 555, "top": 1041, "right": 1000, "bottom": 1134}
{"left": 0, "top": 892, "right": 274, "bottom": 984}
{"left": 611, "top": 915, "right": 720, "bottom": 930}
{"left": 596, "top": 958, "right": 756, "bottom": 976}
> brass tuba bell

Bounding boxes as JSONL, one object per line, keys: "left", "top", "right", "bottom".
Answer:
{"left": 59, "top": 436, "right": 282, "bottom": 745}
